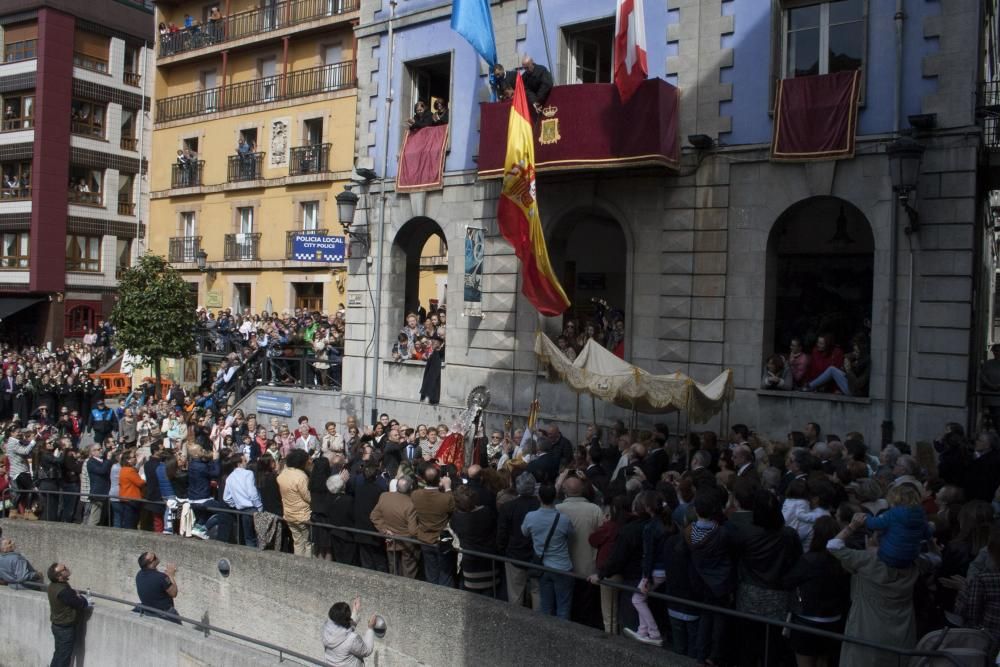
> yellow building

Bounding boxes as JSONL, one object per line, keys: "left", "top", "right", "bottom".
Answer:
{"left": 148, "top": 0, "right": 358, "bottom": 314}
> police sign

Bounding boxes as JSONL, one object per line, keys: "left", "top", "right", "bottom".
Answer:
{"left": 290, "top": 235, "right": 345, "bottom": 262}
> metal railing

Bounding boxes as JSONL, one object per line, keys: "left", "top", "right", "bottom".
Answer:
{"left": 286, "top": 228, "right": 329, "bottom": 258}
{"left": 979, "top": 80, "right": 1000, "bottom": 149}
{"left": 5, "top": 489, "right": 966, "bottom": 667}
{"left": 73, "top": 53, "right": 109, "bottom": 74}
{"left": 123, "top": 71, "right": 142, "bottom": 87}
{"left": 168, "top": 236, "right": 201, "bottom": 263}
{"left": 224, "top": 232, "right": 261, "bottom": 261}
{"left": 289, "top": 144, "right": 331, "bottom": 175}
{"left": 15, "top": 579, "right": 323, "bottom": 666}
{"left": 227, "top": 152, "right": 265, "bottom": 182}
{"left": 67, "top": 190, "right": 103, "bottom": 206}
{"left": 70, "top": 121, "right": 105, "bottom": 139}
{"left": 156, "top": 61, "right": 356, "bottom": 123}
{"left": 158, "top": 0, "right": 360, "bottom": 58}
{"left": 120, "top": 136, "right": 138, "bottom": 151}
{"left": 171, "top": 160, "right": 204, "bottom": 188}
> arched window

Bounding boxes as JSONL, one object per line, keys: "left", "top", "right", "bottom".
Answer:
{"left": 765, "top": 196, "right": 874, "bottom": 395}
{"left": 64, "top": 301, "right": 100, "bottom": 338}
{"left": 548, "top": 211, "right": 629, "bottom": 358}
{"left": 390, "top": 217, "right": 448, "bottom": 358}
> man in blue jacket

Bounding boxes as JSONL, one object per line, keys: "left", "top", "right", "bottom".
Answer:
{"left": 89, "top": 399, "right": 116, "bottom": 445}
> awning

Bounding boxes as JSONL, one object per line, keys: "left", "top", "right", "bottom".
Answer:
{"left": 535, "top": 332, "right": 733, "bottom": 423}
{"left": 0, "top": 297, "right": 43, "bottom": 321}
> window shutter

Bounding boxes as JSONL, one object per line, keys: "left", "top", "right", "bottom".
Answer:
{"left": 74, "top": 30, "right": 109, "bottom": 60}
{"left": 4, "top": 22, "right": 37, "bottom": 43}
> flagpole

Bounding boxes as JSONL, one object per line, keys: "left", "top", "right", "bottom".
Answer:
{"left": 535, "top": 0, "right": 553, "bottom": 70}
{"left": 510, "top": 267, "right": 520, "bottom": 421}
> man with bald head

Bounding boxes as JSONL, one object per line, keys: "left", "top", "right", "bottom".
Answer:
{"left": 556, "top": 473, "right": 603, "bottom": 627}
{"left": 732, "top": 444, "right": 759, "bottom": 484}
{"left": 545, "top": 424, "right": 574, "bottom": 466}
{"left": 521, "top": 55, "right": 553, "bottom": 114}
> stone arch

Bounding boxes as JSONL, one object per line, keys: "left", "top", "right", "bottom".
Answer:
{"left": 390, "top": 216, "right": 448, "bottom": 328}
{"left": 763, "top": 196, "right": 875, "bottom": 392}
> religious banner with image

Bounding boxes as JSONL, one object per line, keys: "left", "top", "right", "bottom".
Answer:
{"left": 464, "top": 227, "right": 485, "bottom": 317}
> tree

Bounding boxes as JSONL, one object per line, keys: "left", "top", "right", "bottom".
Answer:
{"left": 110, "top": 254, "right": 197, "bottom": 399}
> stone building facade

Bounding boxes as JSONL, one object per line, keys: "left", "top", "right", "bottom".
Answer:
{"left": 338, "top": 0, "right": 995, "bottom": 445}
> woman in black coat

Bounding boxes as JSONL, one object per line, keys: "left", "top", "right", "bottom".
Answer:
{"left": 449, "top": 485, "right": 499, "bottom": 595}
{"left": 781, "top": 515, "right": 850, "bottom": 666}
{"left": 322, "top": 471, "right": 357, "bottom": 566}
{"left": 309, "top": 456, "right": 334, "bottom": 560}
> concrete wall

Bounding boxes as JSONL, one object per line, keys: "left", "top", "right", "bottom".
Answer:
{"left": 0, "top": 587, "right": 288, "bottom": 667}
{"left": 0, "top": 521, "right": 688, "bottom": 667}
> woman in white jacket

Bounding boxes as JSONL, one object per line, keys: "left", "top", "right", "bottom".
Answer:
{"left": 322, "top": 596, "right": 376, "bottom": 666}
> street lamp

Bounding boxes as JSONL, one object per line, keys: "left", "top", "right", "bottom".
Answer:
{"left": 887, "top": 137, "right": 925, "bottom": 233}
{"left": 336, "top": 184, "right": 369, "bottom": 248}
{"left": 196, "top": 248, "right": 216, "bottom": 281}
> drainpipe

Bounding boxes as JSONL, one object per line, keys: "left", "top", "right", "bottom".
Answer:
{"left": 281, "top": 36, "right": 289, "bottom": 98}
{"left": 370, "top": 0, "right": 397, "bottom": 424}
{"left": 883, "top": 0, "right": 905, "bottom": 445}
{"left": 136, "top": 41, "right": 148, "bottom": 257}
{"left": 220, "top": 50, "right": 229, "bottom": 111}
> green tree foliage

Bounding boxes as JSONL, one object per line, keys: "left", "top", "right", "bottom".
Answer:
{"left": 110, "top": 254, "right": 196, "bottom": 397}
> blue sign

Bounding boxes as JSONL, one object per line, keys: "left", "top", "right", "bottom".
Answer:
{"left": 257, "top": 393, "right": 293, "bottom": 418}
{"left": 291, "top": 235, "right": 345, "bottom": 262}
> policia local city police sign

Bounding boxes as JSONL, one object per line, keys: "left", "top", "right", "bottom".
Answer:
{"left": 291, "top": 235, "right": 346, "bottom": 262}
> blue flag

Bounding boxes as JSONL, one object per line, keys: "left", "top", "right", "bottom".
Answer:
{"left": 451, "top": 0, "right": 497, "bottom": 67}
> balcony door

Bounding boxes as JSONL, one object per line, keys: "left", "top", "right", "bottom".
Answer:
{"left": 304, "top": 117, "right": 323, "bottom": 146}
{"left": 260, "top": 57, "right": 278, "bottom": 101}
{"left": 201, "top": 69, "right": 218, "bottom": 112}
{"left": 237, "top": 207, "right": 254, "bottom": 260}
{"left": 181, "top": 211, "right": 197, "bottom": 261}
{"left": 564, "top": 20, "right": 613, "bottom": 84}
{"left": 302, "top": 201, "right": 319, "bottom": 231}
{"left": 294, "top": 283, "right": 323, "bottom": 312}
{"left": 323, "top": 43, "right": 343, "bottom": 89}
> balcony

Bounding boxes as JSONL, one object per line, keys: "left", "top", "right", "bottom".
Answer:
{"left": 978, "top": 81, "right": 1000, "bottom": 150}
{"left": 286, "top": 228, "right": 329, "bottom": 259}
{"left": 224, "top": 233, "right": 261, "bottom": 261}
{"left": 117, "top": 194, "right": 135, "bottom": 216}
{"left": 68, "top": 190, "right": 103, "bottom": 207}
{"left": 0, "top": 186, "right": 30, "bottom": 201}
{"left": 171, "top": 160, "right": 204, "bottom": 188}
{"left": 73, "top": 53, "right": 109, "bottom": 74}
{"left": 123, "top": 71, "right": 142, "bottom": 87}
{"left": 168, "top": 236, "right": 201, "bottom": 263}
{"left": 477, "top": 80, "right": 680, "bottom": 177}
{"left": 71, "top": 121, "right": 105, "bottom": 140}
{"left": 158, "top": 0, "right": 360, "bottom": 58}
{"left": 227, "top": 152, "right": 265, "bottom": 182}
{"left": 156, "top": 60, "right": 356, "bottom": 123}
{"left": 120, "top": 136, "right": 137, "bottom": 151}
{"left": 289, "top": 143, "right": 331, "bottom": 175}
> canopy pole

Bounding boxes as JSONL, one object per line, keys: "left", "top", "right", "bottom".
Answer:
{"left": 591, "top": 394, "right": 597, "bottom": 430}
{"left": 575, "top": 392, "right": 580, "bottom": 445}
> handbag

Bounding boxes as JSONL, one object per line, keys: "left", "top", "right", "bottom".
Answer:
{"left": 528, "top": 513, "right": 561, "bottom": 579}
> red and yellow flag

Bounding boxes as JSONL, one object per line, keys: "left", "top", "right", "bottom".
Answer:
{"left": 496, "top": 73, "right": 570, "bottom": 317}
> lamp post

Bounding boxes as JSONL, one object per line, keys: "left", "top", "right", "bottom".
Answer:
{"left": 887, "top": 137, "right": 925, "bottom": 234}
{"left": 196, "top": 248, "right": 215, "bottom": 282}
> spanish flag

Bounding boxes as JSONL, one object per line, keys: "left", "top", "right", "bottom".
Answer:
{"left": 496, "top": 74, "right": 570, "bottom": 316}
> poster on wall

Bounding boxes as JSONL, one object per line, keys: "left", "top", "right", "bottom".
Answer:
{"left": 464, "top": 227, "right": 485, "bottom": 317}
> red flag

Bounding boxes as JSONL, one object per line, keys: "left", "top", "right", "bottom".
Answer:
{"left": 614, "top": 0, "right": 648, "bottom": 103}
{"left": 496, "top": 74, "right": 570, "bottom": 316}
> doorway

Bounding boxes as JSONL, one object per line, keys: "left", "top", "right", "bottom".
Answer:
{"left": 294, "top": 282, "right": 323, "bottom": 312}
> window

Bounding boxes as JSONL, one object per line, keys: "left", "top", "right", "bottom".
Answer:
{"left": 71, "top": 100, "right": 107, "bottom": 139}
{"left": 1, "top": 93, "right": 34, "bottom": 131}
{"left": 783, "top": 0, "right": 864, "bottom": 78}
{"left": 118, "top": 174, "right": 136, "bottom": 215}
{"left": 181, "top": 211, "right": 197, "bottom": 238}
{"left": 66, "top": 235, "right": 101, "bottom": 272}
{"left": 200, "top": 70, "right": 219, "bottom": 112}
{"left": 0, "top": 232, "right": 28, "bottom": 269}
{"left": 403, "top": 55, "right": 452, "bottom": 142}
{"left": 304, "top": 117, "right": 323, "bottom": 146}
{"left": 240, "top": 128, "right": 258, "bottom": 151}
{"left": 65, "top": 303, "right": 98, "bottom": 337}
{"left": 293, "top": 283, "right": 323, "bottom": 312}
{"left": 0, "top": 160, "right": 31, "bottom": 199}
{"left": 259, "top": 56, "right": 278, "bottom": 102}
{"left": 123, "top": 45, "right": 141, "bottom": 86}
{"left": 765, "top": 196, "right": 873, "bottom": 396}
{"left": 391, "top": 217, "right": 449, "bottom": 349}
{"left": 301, "top": 201, "right": 319, "bottom": 231}
{"left": 3, "top": 22, "right": 37, "bottom": 63}
{"left": 68, "top": 166, "right": 103, "bottom": 206}
{"left": 238, "top": 206, "right": 254, "bottom": 234}
{"left": 120, "top": 109, "right": 136, "bottom": 150}
{"left": 564, "top": 20, "right": 614, "bottom": 84}
{"left": 115, "top": 238, "right": 132, "bottom": 278}
{"left": 73, "top": 30, "right": 110, "bottom": 73}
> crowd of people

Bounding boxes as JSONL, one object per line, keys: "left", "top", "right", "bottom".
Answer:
{"left": 4, "top": 371, "right": 1000, "bottom": 666}
{"left": 762, "top": 332, "right": 871, "bottom": 398}
{"left": 158, "top": 6, "right": 225, "bottom": 54}
{"left": 551, "top": 298, "right": 627, "bottom": 360}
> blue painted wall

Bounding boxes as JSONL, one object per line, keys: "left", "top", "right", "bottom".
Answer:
{"left": 369, "top": 0, "right": 941, "bottom": 176}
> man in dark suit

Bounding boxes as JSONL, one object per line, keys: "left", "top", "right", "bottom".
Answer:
{"left": 491, "top": 63, "right": 518, "bottom": 100}
{"left": 732, "top": 444, "right": 760, "bottom": 486}
{"left": 0, "top": 368, "right": 16, "bottom": 421}
{"left": 527, "top": 438, "right": 560, "bottom": 484}
{"left": 521, "top": 56, "right": 553, "bottom": 113}
{"left": 544, "top": 424, "right": 574, "bottom": 466}
{"left": 584, "top": 445, "right": 609, "bottom": 497}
